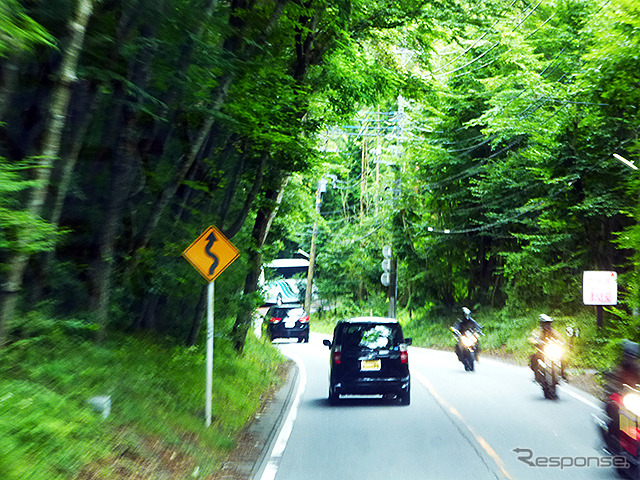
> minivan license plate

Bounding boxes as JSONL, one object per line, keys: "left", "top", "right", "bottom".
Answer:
{"left": 361, "top": 359, "right": 381, "bottom": 371}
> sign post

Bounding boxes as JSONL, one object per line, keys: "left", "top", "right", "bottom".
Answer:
{"left": 206, "top": 281, "right": 214, "bottom": 427}
{"left": 183, "top": 226, "right": 239, "bottom": 426}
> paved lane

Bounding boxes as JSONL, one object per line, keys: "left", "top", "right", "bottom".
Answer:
{"left": 258, "top": 332, "right": 615, "bottom": 480}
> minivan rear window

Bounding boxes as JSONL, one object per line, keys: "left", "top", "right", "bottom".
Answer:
{"left": 285, "top": 308, "right": 305, "bottom": 319}
{"left": 338, "top": 324, "right": 402, "bottom": 350}
{"left": 270, "top": 307, "right": 297, "bottom": 318}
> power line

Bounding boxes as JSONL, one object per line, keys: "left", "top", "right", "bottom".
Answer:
{"left": 432, "top": 0, "right": 545, "bottom": 78}
{"left": 430, "top": 0, "right": 520, "bottom": 76}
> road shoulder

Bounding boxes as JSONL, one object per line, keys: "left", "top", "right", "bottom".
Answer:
{"left": 210, "top": 359, "right": 299, "bottom": 480}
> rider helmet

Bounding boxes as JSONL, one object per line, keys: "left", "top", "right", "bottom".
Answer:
{"left": 539, "top": 314, "right": 553, "bottom": 324}
{"left": 462, "top": 307, "right": 471, "bottom": 319}
{"left": 539, "top": 314, "right": 553, "bottom": 332}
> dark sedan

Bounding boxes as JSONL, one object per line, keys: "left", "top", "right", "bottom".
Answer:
{"left": 264, "top": 305, "right": 310, "bottom": 343}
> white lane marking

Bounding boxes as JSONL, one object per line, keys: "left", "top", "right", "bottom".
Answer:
{"left": 414, "top": 371, "right": 517, "bottom": 480}
{"left": 259, "top": 350, "right": 307, "bottom": 480}
{"left": 558, "top": 385, "right": 600, "bottom": 410}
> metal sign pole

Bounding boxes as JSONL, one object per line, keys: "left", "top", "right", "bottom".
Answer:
{"left": 182, "top": 225, "right": 238, "bottom": 428}
{"left": 205, "top": 280, "right": 214, "bottom": 427}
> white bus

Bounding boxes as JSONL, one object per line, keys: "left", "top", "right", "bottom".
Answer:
{"left": 260, "top": 258, "right": 310, "bottom": 305}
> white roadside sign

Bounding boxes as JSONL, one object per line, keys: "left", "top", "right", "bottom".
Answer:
{"left": 583, "top": 271, "right": 617, "bottom": 305}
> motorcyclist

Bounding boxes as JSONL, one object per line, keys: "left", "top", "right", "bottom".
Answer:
{"left": 529, "top": 314, "right": 566, "bottom": 380}
{"left": 453, "top": 307, "right": 483, "bottom": 361}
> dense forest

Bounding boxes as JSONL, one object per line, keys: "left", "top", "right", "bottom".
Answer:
{"left": 1, "top": 0, "right": 640, "bottom": 353}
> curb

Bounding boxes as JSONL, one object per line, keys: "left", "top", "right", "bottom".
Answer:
{"left": 249, "top": 360, "right": 300, "bottom": 480}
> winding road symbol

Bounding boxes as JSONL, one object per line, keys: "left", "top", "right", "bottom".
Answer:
{"left": 182, "top": 225, "right": 240, "bottom": 282}
{"left": 205, "top": 231, "right": 220, "bottom": 275}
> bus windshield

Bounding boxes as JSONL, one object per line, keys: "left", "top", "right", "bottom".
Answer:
{"left": 260, "top": 258, "right": 309, "bottom": 305}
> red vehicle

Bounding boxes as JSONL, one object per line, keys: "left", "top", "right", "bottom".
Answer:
{"left": 596, "top": 384, "right": 640, "bottom": 478}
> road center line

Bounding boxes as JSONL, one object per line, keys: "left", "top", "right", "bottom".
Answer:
{"left": 259, "top": 350, "right": 306, "bottom": 480}
{"left": 414, "top": 371, "right": 517, "bottom": 480}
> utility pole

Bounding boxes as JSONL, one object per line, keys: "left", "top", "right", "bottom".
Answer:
{"left": 381, "top": 246, "right": 397, "bottom": 318}
{"left": 388, "top": 97, "right": 405, "bottom": 318}
{"left": 389, "top": 257, "right": 398, "bottom": 318}
{"left": 360, "top": 136, "right": 367, "bottom": 219}
{"left": 305, "top": 178, "right": 326, "bottom": 313}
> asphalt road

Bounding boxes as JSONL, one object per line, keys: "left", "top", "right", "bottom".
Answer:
{"left": 254, "top": 331, "right": 618, "bottom": 480}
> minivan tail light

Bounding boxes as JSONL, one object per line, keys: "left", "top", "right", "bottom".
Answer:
{"left": 270, "top": 317, "right": 282, "bottom": 323}
{"left": 298, "top": 316, "right": 309, "bottom": 323}
{"left": 333, "top": 345, "right": 342, "bottom": 364}
{"left": 400, "top": 345, "right": 409, "bottom": 364}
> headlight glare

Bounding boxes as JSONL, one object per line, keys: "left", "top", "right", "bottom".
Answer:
{"left": 543, "top": 342, "right": 563, "bottom": 361}
{"left": 623, "top": 393, "right": 640, "bottom": 417}
{"left": 461, "top": 334, "right": 477, "bottom": 348}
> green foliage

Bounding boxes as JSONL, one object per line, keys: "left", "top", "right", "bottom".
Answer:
{"left": 0, "top": 158, "right": 62, "bottom": 256}
{"left": 267, "top": 0, "right": 640, "bottom": 351}
{"left": 0, "top": 380, "right": 110, "bottom": 480}
{"left": 4, "top": 4, "right": 640, "bottom": 473}
{"left": 0, "top": 318, "right": 284, "bottom": 479}
{"left": 499, "top": 231, "right": 581, "bottom": 311}
{"left": 410, "top": 321, "right": 451, "bottom": 347}
{"left": 0, "top": 0, "right": 55, "bottom": 55}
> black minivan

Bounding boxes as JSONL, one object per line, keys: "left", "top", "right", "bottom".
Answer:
{"left": 323, "top": 317, "right": 411, "bottom": 405}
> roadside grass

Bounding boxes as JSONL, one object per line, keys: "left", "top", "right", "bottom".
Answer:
{"left": 0, "top": 315, "right": 285, "bottom": 480}
{"left": 309, "top": 312, "right": 337, "bottom": 336}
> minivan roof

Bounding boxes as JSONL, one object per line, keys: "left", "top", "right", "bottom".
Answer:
{"left": 339, "top": 316, "right": 399, "bottom": 324}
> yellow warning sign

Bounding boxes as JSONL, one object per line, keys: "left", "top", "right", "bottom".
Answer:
{"left": 182, "top": 225, "right": 240, "bottom": 282}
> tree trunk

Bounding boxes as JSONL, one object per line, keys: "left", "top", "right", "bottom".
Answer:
{"left": 0, "top": 0, "right": 94, "bottom": 347}
{"left": 91, "top": 112, "right": 139, "bottom": 338}
{"left": 48, "top": 80, "right": 99, "bottom": 232}
{"left": 224, "top": 151, "right": 268, "bottom": 238}
{"left": 0, "top": 54, "right": 21, "bottom": 123}
{"left": 90, "top": 3, "right": 164, "bottom": 338}
{"left": 140, "top": 0, "right": 220, "bottom": 161}
{"left": 228, "top": 2, "right": 324, "bottom": 353}
{"left": 132, "top": 0, "right": 248, "bottom": 254}
{"left": 231, "top": 174, "right": 289, "bottom": 353}
{"left": 25, "top": 81, "right": 100, "bottom": 305}
{"left": 186, "top": 285, "right": 208, "bottom": 347}
{"left": 136, "top": 293, "right": 160, "bottom": 330}
{"left": 134, "top": 115, "right": 216, "bottom": 253}
{"left": 217, "top": 136, "right": 247, "bottom": 227}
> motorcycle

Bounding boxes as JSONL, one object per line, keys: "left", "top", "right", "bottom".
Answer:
{"left": 594, "top": 383, "right": 640, "bottom": 478}
{"left": 451, "top": 327, "right": 480, "bottom": 372}
{"left": 534, "top": 339, "right": 564, "bottom": 399}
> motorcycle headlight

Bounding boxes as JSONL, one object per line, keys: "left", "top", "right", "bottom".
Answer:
{"left": 543, "top": 342, "right": 563, "bottom": 361}
{"left": 623, "top": 393, "right": 640, "bottom": 417}
{"left": 461, "top": 334, "right": 477, "bottom": 348}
